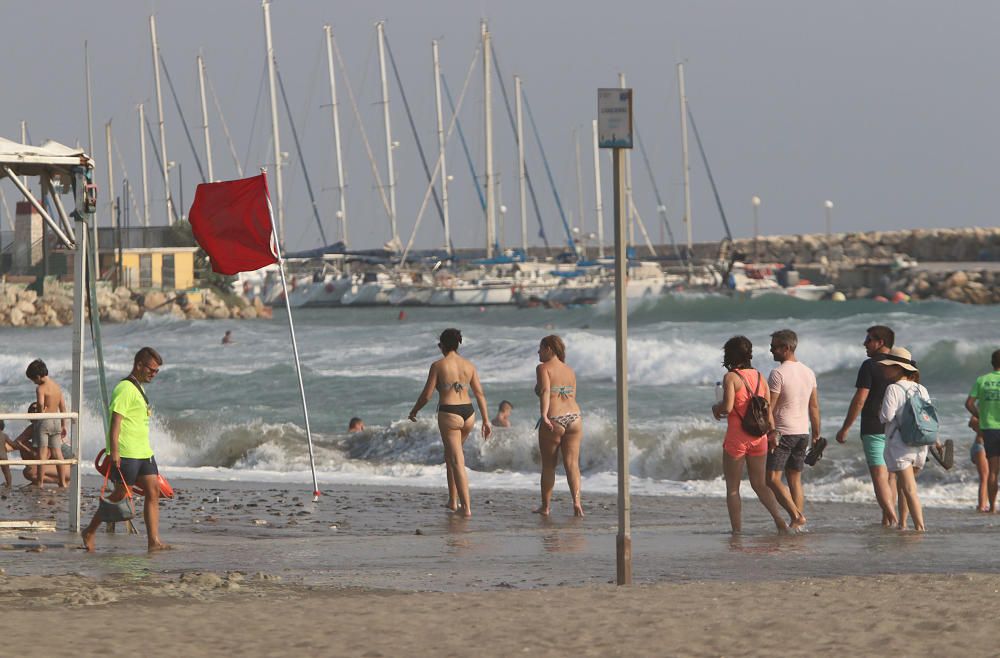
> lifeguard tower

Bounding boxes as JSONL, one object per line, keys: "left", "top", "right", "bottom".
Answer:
{"left": 0, "top": 136, "right": 96, "bottom": 531}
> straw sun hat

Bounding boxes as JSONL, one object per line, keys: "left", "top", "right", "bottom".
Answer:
{"left": 878, "top": 346, "right": 919, "bottom": 372}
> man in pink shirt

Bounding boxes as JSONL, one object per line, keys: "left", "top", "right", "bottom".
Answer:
{"left": 765, "top": 329, "right": 821, "bottom": 517}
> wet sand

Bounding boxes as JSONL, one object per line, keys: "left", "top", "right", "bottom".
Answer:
{"left": 2, "top": 570, "right": 997, "bottom": 656}
{"left": 3, "top": 477, "right": 1000, "bottom": 655}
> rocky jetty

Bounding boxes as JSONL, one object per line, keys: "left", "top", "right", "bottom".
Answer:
{"left": 0, "top": 282, "right": 269, "bottom": 328}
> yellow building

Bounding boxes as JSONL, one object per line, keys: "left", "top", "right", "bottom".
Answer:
{"left": 96, "top": 226, "right": 199, "bottom": 290}
{"left": 104, "top": 247, "right": 198, "bottom": 290}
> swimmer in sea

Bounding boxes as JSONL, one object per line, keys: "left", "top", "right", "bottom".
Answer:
{"left": 408, "top": 328, "right": 492, "bottom": 517}
{"left": 534, "top": 334, "right": 584, "bottom": 517}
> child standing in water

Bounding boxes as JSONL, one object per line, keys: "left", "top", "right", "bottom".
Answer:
{"left": 26, "top": 359, "right": 69, "bottom": 488}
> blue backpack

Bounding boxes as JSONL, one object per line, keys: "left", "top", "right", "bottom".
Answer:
{"left": 893, "top": 384, "right": 939, "bottom": 446}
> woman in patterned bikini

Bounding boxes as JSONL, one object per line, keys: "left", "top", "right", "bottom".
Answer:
{"left": 409, "top": 328, "right": 492, "bottom": 517}
{"left": 534, "top": 334, "right": 584, "bottom": 516}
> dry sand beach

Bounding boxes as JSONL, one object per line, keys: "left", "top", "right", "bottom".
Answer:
{"left": 3, "top": 478, "right": 1000, "bottom": 656}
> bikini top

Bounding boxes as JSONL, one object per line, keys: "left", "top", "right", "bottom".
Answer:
{"left": 445, "top": 382, "right": 466, "bottom": 393}
{"left": 550, "top": 385, "right": 575, "bottom": 399}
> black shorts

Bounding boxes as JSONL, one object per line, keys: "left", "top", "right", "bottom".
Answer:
{"left": 983, "top": 430, "right": 1000, "bottom": 458}
{"left": 766, "top": 434, "right": 810, "bottom": 472}
{"left": 110, "top": 456, "right": 159, "bottom": 486}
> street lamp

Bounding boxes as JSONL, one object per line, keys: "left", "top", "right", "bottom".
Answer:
{"left": 751, "top": 195, "right": 761, "bottom": 262}
{"left": 824, "top": 200, "right": 834, "bottom": 237}
{"left": 167, "top": 160, "right": 183, "bottom": 221}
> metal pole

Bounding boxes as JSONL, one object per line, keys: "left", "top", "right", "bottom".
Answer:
{"left": 515, "top": 76, "right": 528, "bottom": 256}
{"left": 197, "top": 54, "right": 214, "bottom": 183}
{"left": 375, "top": 21, "right": 399, "bottom": 246}
{"left": 263, "top": 0, "right": 285, "bottom": 245}
{"left": 325, "top": 25, "right": 348, "bottom": 247}
{"left": 70, "top": 172, "right": 89, "bottom": 532}
{"left": 262, "top": 168, "right": 321, "bottom": 501}
{"left": 432, "top": 39, "right": 451, "bottom": 255}
{"left": 150, "top": 15, "right": 173, "bottom": 225}
{"left": 678, "top": 62, "right": 693, "bottom": 257}
{"left": 482, "top": 21, "right": 496, "bottom": 258}
{"left": 138, "top": 104, "right": 150, "bottom": 227}
{"left": 592, "top": 119, "right": 605, "bottom": 258}
{"left": 618, "top": 74, "right": 635, "bottom": 250}
{"left": 613, "top": 146, "right": 632, "bottom": 586}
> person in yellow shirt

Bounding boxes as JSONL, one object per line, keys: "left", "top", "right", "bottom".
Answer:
{"left": 82, "top": 347, "right": 168, "bottom": 552}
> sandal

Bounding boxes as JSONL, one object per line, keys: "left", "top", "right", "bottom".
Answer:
{"left": 929, "top": 439, "right": 954, "bottom": 470}
{"left": 804, "top": 437, "right": 827, "bottom": 467}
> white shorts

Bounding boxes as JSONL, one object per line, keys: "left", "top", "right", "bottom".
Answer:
{"left": 883, "top": 433, "right": 928, "bottom": 472}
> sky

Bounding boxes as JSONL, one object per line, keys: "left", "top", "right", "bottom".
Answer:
{"left": 1, "top": 0, "right": 998, "bottom": 252}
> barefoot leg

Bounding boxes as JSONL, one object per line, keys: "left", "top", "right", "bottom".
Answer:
{"left": 748, "top": 454, "right": 789, "bottom": 532}
{"left": 438, "top": 412, "right": 474, "bottom": 517}
{"left": 722, "top": 449, "right": 744, "bottom": 534}
{"left": 560, "top": 420, "right": 584, "bottom": 517}
{"left": 535, "top": 424, "right": 560, "bottom": 516}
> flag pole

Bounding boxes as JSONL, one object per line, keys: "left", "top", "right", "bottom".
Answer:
{"left": 261, "top": 168, "right": 321, "bottom": 502}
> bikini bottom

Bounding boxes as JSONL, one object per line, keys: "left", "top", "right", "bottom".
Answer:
{"left": 438, "top": 404, "right": 475, "bottom": 421}
{"left": 536, "top": 412, "right": 582, "bottom": 430}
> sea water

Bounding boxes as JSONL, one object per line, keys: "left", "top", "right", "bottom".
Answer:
{"left": 0, "top": 295, "right": 994, "bottom": 509}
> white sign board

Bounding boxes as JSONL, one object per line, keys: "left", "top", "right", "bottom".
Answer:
{"left": 598, "top": 88, "right": 633, "bottom": 149}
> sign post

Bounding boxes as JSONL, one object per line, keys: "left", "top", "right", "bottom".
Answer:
{"left": 598, "top": 86, "right": 633, "bottom": 585}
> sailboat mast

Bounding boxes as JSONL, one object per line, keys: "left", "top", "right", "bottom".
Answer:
{"left": 105, "top": 121, "right": 115, "bottom": 229}
{"left": 678, "top": 62, "right": 693, "bottom": 256}
{"left": 432, "top": 39, "right": 451, "bottom": 255}
{"left": 138, "top": 103, "right": 150, "bottom": 226}
{"left": 197, "top": 54, "right": 214, "bottom": 183}
{"left": 325, "top": 25, "right": 348, "bottom": 247}
{"left": 515, "top": 75, "right": 528, "bottom": 256}
{"left": 149, "top": 15, "right": 173, "bottom": 225}
{"left": 376, "top": 21, "right": 399, "bottom": 246}
{"left": 263, "top": 0, "right": 285, "bottom": 245}
{"left": 575, "top": 126, "right": 585, "bottom": 239}
{"left": 591, "top": 119, "right": 605, "bottom": 258}
{"left": 482, "top": 21, "right": 496, "bottom": 258}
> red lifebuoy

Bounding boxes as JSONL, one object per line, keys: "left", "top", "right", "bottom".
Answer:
{"left": 94, "top": 449, "right": 174, "bottom": 498}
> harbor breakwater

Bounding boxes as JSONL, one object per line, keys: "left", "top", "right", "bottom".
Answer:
{"left": 703, "top": 226, "right": 1000, "bottom": 304}
{"left": 0, "top": 282, "right": 268, "bottom": 328}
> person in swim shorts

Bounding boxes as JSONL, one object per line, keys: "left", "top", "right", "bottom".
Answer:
{"left": 25, "top": 359, "right": 69, "bottom": 488}
{"left": 765, "top": 329, "right": 819, "bottom": 522}
{"left": 82, "top": 347, "right": 169, "bottom": 552}
{"left": 712, "top": 335, "right": 790, "bottom": 534}
{"left": 534, "top": 335, "right": 584, "bottom": 517}
{"left": 966, "top": 348, "right": 1000, "bottom": 513}
{"left": 408, "top": 328, "right": 492, "bottom": 517}
{"left": 835, "top": 325, "right": 897, "bottom": 526}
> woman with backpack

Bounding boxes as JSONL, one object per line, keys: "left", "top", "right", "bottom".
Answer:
{"left": 878, "top": 346, "right": 931, "bottom": 531}
{"left": 712, "top": 336, "right": 802, "bottom": 533}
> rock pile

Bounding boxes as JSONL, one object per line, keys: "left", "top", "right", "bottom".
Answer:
{"left": 889, "top": 268, "right": 1000, "bottom": 305}
{"left": 0, "top": 282, "right": 268, "bottom": 328}
{"left": 712, "top": 226, "right": 1000, "bottom": 267}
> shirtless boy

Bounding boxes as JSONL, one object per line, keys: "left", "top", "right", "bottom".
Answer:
{"left": 26, "top": 359, "right": 69, "bottom": 488}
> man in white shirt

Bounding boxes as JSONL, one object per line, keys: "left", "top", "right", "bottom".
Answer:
{"left": 766, "top": 329, "right": 821, "bottom": 518}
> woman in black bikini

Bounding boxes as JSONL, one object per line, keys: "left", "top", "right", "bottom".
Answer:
{"left": 534, "top": 334, "right": 584, "bottom": 517}
{"left": 408, "top": 328, "right": 492, "bottom": 517}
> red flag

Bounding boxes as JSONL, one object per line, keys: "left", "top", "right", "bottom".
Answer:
{"left": 188, "top": 174, "right": 278, "bottom": 275}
